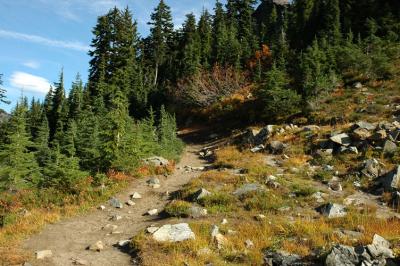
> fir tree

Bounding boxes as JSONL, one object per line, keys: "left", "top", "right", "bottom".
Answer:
{"left": 179, "top": 13, "right": 201, "bottom": 77}
{"left": 0, "top": 74, "right": 10, "bottom": 105}
{"left": 0, "top": 102, "right": 41, "bottom": 190}
{"left": 148, "top": 0, "right": 174, "bottom": 86}
{"left": 198, "top": 9, "right": 213, "bottom": 69}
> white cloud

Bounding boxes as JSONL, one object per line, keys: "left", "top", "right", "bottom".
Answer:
{"left": 0, "top": 29, "right": 90, "bottom": 52}
{"left": 10, "top": 72, "right": 51, "bottom": 94}
{"left": 22, "top": 60, "right": 40, "bottom": 69}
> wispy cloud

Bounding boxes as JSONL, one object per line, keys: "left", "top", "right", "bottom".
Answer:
{"left": 10, "top": 72, "right": 51, "bottom": 94}
{"left": 22, "top": 60, "right": 40, "bottom": 69}
{"left": 0, "top": 29, "right": 90, "bottom": 52}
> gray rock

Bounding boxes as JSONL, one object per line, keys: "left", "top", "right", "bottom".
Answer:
{"left": 268, "top": 141, "right": 287, "bottom": 154}
{"left": 233, "top": 183, "right": 263, "bottom": 197}
{"left": 355, "top": 121, "right": 376, "bottom": 131}
{"left": 188, "top": 206, "right": 207, "bottom": 218}
{"left": 147, "top": 209, "right": 158, "bottom": 216}
{"left": 328, "top": 177, "right": 343, "bottom": 192}
{"left": 379, "top": 166, "right": 400, "bottom": 191}
{"left": 330, "top": 133, "right": 352, "bottom": 146}
{"left": 264, "top": 250, "right": 303, "bottom": 266}
{"left": 109, "top": 198, "right": 123, "bottom": 209}
{"left": 361, "top": 159, "right": 381, "bottom": 179}
{"left": 211, "top": 225, "right": 227, "bottom": 249}
{"left": 325, "top": 245, "right": 360, "bottom": 266}
{"left": 192, "top": 188, "right": 212, "bottom": 201}
{"left": 303, "top": 125, "right": 320, "bottom": 132}
{"left": 71, "top": 258, "right": 89, "bottom": 265}
{"left": 147, "top": 177, "right": 160, "bottom": 188}
{"left": 366, "top": 234, "right": 394, "bottom": 259}
{"left": 383, "top": 140, "right": 397, "bottom": 154}
{"left": 389, "top": 129, "right": 400, "bottom": 142}
{"left": 143, "top": 156, "right": 169, "bottom": 166}
{"left": 340, "top": 146, "right": 359, "bottom": 154}
{"left": 317, "top": 203, "right": 347, "bottom": 218}
{"left": 152, "top": 223, "right": 195, "bottom": 242}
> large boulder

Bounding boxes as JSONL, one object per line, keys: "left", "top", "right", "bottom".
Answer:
{"left": 152, "top": 223, "right": 195, "bottom": 242}
{"left": 317, "top": 203, "right": 347, "bottom": 218}
{"left": 325, "top": 245, "right": 360, "bottom": 266}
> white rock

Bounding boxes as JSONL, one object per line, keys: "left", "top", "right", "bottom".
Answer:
{"left": 126, "top": 200, "right": 135, "bottom": 206}
{"left": 131, "top": 192, "right": 142, "bottom": 199}
{"left": 221, "top": 218, "right": 228, "bottom": 225}
{"left": 147, "top": 209, "right": 158, "bottom": 216}
{"left": 152, "top": 223, "right": 195, "bottom": 242}
{"left": 35, "top": 250, "right": 52, "bottom": 260}
{"left": 88, "top": 241, "right": 104, "bottom": 252}
{"left": 118, "top": 240, "right": 131, "bottom": 247}
{"left": 245, "top": 239, "right": 254, "bottom": 249}
{"left": 98, "top": 205, "right": 106, "bottom": 210}
{"left": 71, "top": 258, "right": 89, "bottom": 265}
{"left": 211, "top": 225, "right": 227, "bottom": 249}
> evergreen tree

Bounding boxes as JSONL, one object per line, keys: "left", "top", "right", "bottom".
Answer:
{"left": 68, "top": 73, "right": 84, "bottom": 120}
{"left": 34, "top": 113, "right": 51, "bottom": 168}
{"left": 0, "top": 102, "right": 40, "bottom": 190}
{"left": 198, "top": 9, "right": 213, "bottom": 69}
{"left": 148, "top": 0, "right": 174, "bottom": 86}
{"left": 179, "top": 13, "right": 201, "bottom": 77}
{"left": 0, "top": 74, "right": 10, "bottom": 105}
{"left": 212, "top": 1, "right": 228, "bottom": 65}
{"left": 49, "top": 70, "right": 66, "bottom": 141}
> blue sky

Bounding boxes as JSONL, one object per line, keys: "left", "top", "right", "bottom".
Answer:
{"left": 0, "top": 0, "right": 226, "bottom": 112}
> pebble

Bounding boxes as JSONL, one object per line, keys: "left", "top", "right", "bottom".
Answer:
{"left": 35, "top": 250, "right": 52, "bottom": 259}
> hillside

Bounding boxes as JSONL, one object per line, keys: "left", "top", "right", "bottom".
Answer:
{"left": 1, "top": 0, "right": 400, "bottom": 265}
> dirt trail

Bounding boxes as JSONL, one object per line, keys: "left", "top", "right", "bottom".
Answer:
{"left": 23, "top": 143, "right": 208, "bottom": 266}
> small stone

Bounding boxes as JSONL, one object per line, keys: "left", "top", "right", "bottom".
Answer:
{"left": 317, "top": 203, "right": 347, "bottom": 218}
{"left": 251, "top": 144, "right": 265, "bottom": 153}
{"left": 109, "top": 198, "right": 123, "bottom": 209}
{"left": 88, "top": 241, "right": 104, "bottom": 252}
{"left": 227, "top": 230, "right": 238, "bottom": 235}
{"left": 221, "top": 218, "right": 228, "bottom": 225}
{"left": 268, "top": 141, "right": 287, "bottom": 154}
{"left": 255, "top": 214, "right": 266, "bottom": 220}
{"left": 126, "top": 200, "right": 135, "bottom": 206}
{"left": 35, "top": 250, "right": 52, "bottom": 259}
{"left": 102, "top": 224, "right": 118, "bottom": 231}
{"left": 188, "top": 206, "right": 207, "bottom": 218}
{"left": 147, "top": 177, "right": 160, "bottom": 187}
{"left": 147, "top": 209, "right": 158, "bottom": 216}
{"left": 110, "top": 215, "right": 122, "bottom": 221}
{"left": 192, "top": 188, "right": 212, "bottom": 201}
{"left": 330, "top": 133, "right": 351, "bottom": 146}
{"left": 245, "top": 239, "right": 254, "bottom": 249}
{"left": 72, "top": 258, "right": 89, "bottom": 265}
{"left": 118, "top": 240, "right": 131, "bottom": 247}
{"left": 98, "top": 205, "right": 106, "bottom": 210}
{"left": 131, "top": 192, "right": 142, "bottom": 199}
